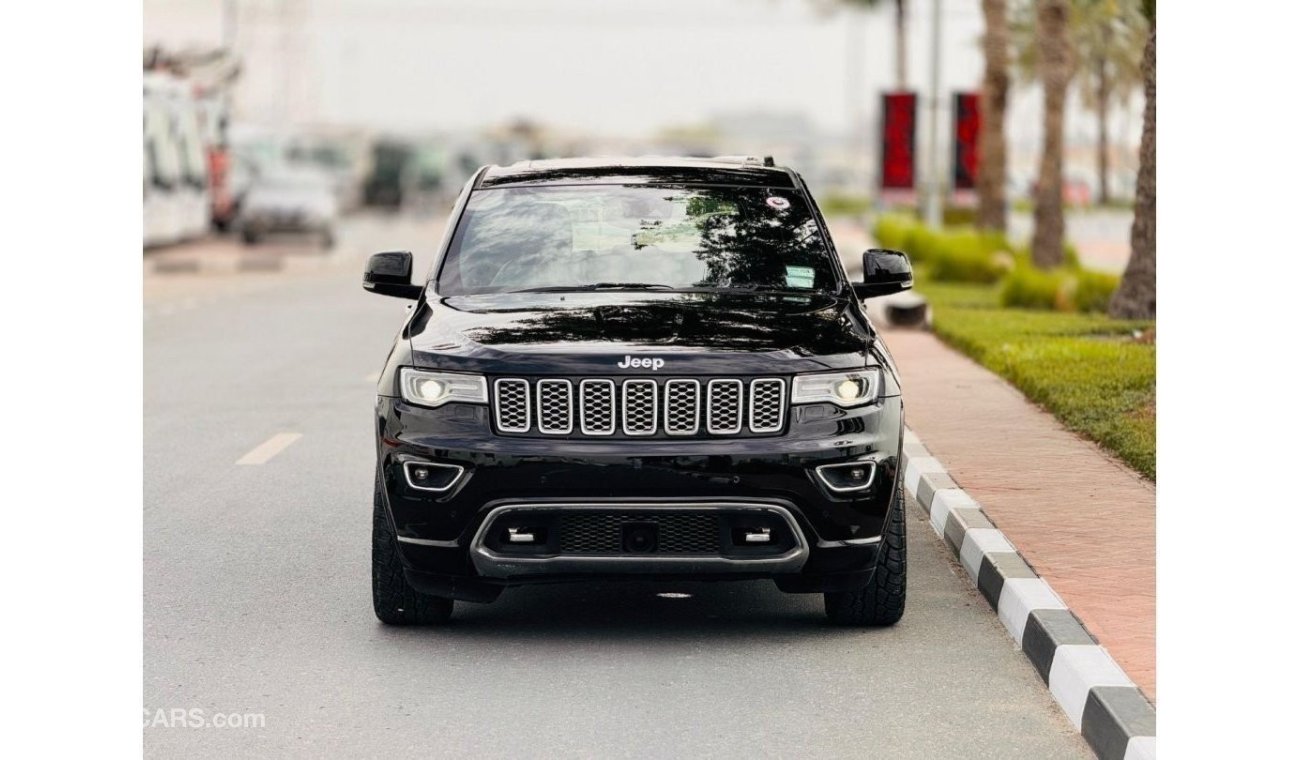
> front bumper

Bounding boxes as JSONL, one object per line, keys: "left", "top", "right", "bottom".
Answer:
{"left": 242, "top": 211, "right": 329, "bottom": 233}
{"left": 469, "top": 501, "right": 810, "bottom": 578}
{"left": 375, "top": 393, "right": 903, "bottom": 595}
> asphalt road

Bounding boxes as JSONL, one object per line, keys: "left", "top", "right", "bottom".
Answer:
{"left": 144, "top": 215, "right": 1091, "bottom": 759}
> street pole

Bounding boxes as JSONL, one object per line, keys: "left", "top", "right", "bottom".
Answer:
{"left": 845, "top": 11, "right": 868, "bottom": 201}
{"left": 924, "top": 0, "right": 943, "bottom": 227}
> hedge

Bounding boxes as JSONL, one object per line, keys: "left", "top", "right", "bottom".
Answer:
{"left": 999, "top": 266, "right": 1119, "bottom": 313}
{"left": 872, "top": 215, "right": 1112, "bottom": 311}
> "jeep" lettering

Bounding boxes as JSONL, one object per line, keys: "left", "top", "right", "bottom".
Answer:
{"left": 616, "top": 355, "right": 665, "bottom": 371}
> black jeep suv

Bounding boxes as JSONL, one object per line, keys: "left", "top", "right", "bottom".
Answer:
{"left": 364, "top": 157, "right": 913, "bottom": 626}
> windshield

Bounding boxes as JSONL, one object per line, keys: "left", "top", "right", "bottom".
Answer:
{"left": 437, "top": 185, "right": 839, "bottom": 296}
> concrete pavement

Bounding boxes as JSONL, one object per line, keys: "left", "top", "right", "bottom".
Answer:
{"left": 144, "top": 215, "right": 1092, "bottom": 758}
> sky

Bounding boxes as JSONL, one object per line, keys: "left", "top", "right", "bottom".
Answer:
{"left": 145, "top": 0, "right": 1144, "bottom": 179}
{"left": 148, "top": 0, "right": 992, "bottom": 134}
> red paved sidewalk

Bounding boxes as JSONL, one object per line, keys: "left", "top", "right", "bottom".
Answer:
{"left": 829, "top": 218, "right": 1154, "bottom": 701}
{"left": 881, "top": 326, "right": 1156, "bottom": 702}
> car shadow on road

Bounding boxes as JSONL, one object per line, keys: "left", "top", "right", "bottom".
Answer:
{"left": 372, "top": 579, "right": 894, "bottom": 646}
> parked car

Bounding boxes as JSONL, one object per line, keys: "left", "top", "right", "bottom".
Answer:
{"left": 362, "top": 139, "right": 415, "bottom": 209}
{"left": 143, "top": 71, "right": 210, "bottom": 247}
{"left": 238, "top": 169, "right": 338, "bottom": 247}
{"left": 362, "top": 156, "right": 913, "bottom": 626}
{"left": 287, "top": 134, "right": 367, "bottom": 212}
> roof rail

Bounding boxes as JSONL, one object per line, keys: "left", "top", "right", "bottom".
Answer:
{"left": 710, "top": 155, "right": 777, "bottom": 168}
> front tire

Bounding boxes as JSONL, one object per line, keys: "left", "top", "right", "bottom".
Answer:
{"left": 824, "top": 480, "right": 907, "bottom": 626}
{"left": 372, "top": 473, "right": 454, "bottom": 625}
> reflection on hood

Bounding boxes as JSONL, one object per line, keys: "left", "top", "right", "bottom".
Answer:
{"left": 410, "top": 291, "right": 867, "bottom": 358}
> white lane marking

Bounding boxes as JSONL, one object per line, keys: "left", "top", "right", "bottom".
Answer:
{"left": 236, "top": 433, "right": 302, "bottom": 465}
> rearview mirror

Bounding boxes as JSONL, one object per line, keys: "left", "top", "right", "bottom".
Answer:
{"left": 363, "top": 251, "right": 424, "bottom": 299}
{"left": 853, "top": 248, "right": 913, "bottom": 299}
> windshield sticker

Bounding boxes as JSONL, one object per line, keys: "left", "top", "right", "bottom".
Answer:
{"left": 785, "top": 265, "right": 815, "bottom": 289}
{"left": 766, "top": 196, "right": 791, "bottom": 211}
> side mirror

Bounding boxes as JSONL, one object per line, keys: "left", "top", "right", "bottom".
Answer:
{"left": 363, "top": 251, "right": 424, "bottom": 299}
{"left": 853, "top": 248, "right": 913, "bottom": 299}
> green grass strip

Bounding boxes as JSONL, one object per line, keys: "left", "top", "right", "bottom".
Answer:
{"left": 913, "top": 270, "right": 1156, "bottom": 480}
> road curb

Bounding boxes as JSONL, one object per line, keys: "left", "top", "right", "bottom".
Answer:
{"left": 901, "top": 428, "right": 1156, "bottom": 760}
{"left": 144, "top": 239, "right": 352, "bottom": 277}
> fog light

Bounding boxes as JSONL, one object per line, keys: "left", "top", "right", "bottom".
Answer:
{"left": 402, "top": 460, "right": 465, "bottom": 492}
{"left": 814, "top": 461, "right": 878, "bottom": 493}
{"left": 731, "top": 525, "right": 779, "bottom": 546}
{"left": 507, "top": 527, "right": 539, "bottom": 544}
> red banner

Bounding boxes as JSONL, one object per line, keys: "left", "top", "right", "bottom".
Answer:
{"left": 880, "top": 92, "right": 917, "bottom": 190}
{"left": 952, "top": 92, "right": 981, "bottom": 191}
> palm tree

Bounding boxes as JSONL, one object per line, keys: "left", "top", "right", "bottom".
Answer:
{"left": 1011, "top": 0, "right": 1146, "bottom": 207}
{"left": 1072, "top": 0, "right": 1145, "bottom": 205}
{"left": 1108, "top": 0, "right": 1155, "bottom": 318}
{"left": 1030, "top": 0, "right": 1074, "bottom": 268}
{"left": 976, "top": 0, "right": 1010, "bottom": 231}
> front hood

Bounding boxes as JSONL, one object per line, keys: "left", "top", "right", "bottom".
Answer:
{"left": 408, "top": 291, "right": 872, "bottom": 374}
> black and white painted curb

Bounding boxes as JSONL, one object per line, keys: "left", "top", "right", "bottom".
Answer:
{"left": 901, "top": 428, "right": 1156, "bottom": 760}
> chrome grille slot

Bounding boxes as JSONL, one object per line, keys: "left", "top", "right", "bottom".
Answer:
{"left": 578, "top": 379, "right": 615, "bottom": 435}
{"left": 748, "top": 378, "right": 786, "bottom": 433}
{"left": 491, "top": 377, "right": 785, "bottom": 437}
{"left": 663, "top": 379, "right": 701, "bottom": 435}
{"left": 536, "top": 379, "right": 573, "bottom": 434}
{"left": 706, "top": 379, "right": 743, "bottom": 434}
{"left": 621, "top": 379, "right": 658, "bottom": 435}
{"left": 494, "top": 378, "right": 531, "bottom": 432}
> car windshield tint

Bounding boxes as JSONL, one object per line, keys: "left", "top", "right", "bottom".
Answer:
{"left": 437, "top": 185, "right": 838, "bottom": 295}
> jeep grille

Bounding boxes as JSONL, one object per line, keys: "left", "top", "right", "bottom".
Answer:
{"left": 491, "top": 377, "right": 787, "bottom": 439}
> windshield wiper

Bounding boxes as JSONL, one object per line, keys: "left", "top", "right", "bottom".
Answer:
{"left": 510, "top": 283, "right": 676, "bottom": 293}
{"left": 506, "top": 283, "right": 835, "bottom": 297}
{"left": 680, "top": 285, "right": 833, "bottom": 297}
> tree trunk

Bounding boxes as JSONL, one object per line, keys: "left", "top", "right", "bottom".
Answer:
{"left": 976, "top": 0, "right": 1009, "bottom": 231}
{"left": 894, "top": 0, "right": 908, "bottom": 89}
{"left": 1109, "top": 20, "right": 1156, "bottom": 319}
{"left": 1030, "top": 0, "right": 1072, "bottom": 269}
{"left": 1097, "top": 56, "right": 1111, "bottom": 205}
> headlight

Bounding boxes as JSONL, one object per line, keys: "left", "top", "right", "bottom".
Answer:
{"left": 399, "top": 368, "right": 488, "bottom": 408}
{"left": 791, "top": 368, "right": 882, "bottom": 407}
